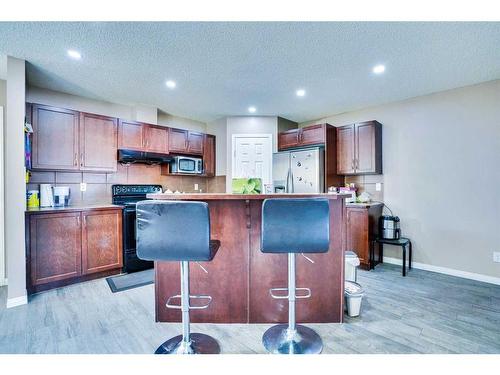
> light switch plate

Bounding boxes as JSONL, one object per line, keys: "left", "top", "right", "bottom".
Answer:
{"left": 194, "top": 183, "right": 199, "bottom": 191}
{"left": 375, "top": 183, "right": 382, "bottom": 192}
{"left": 493, "top": 252, "right": 500, "bottom": 263}
{"left": 80, "top": 182, "right": 87, "bottom": 192}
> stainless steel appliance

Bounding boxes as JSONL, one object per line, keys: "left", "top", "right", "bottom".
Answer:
{"left": 112, "top": 184, "right": 163, "bottom": 273}
{"left": 170, "top": 156, "right": 203, "bottom": 174}
{"left": 272, "top": 147, "right": 324, "bottom": 193}
{"left": 379, "top": 215, "right": 401, "bottom": 239}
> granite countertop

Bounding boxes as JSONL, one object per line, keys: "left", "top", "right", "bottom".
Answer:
{"left": 146, "top": 192, "right": 352, "bottom": 200}
{"left": 345, "top": 201, "right": 384, "bottom": 208}
{"left": 26, "top": 204, "right": 124, "bottom": 214}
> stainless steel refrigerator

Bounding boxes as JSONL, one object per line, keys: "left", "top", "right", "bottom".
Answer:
{"left": 272, "top": 147, "right": 325, "bottom": 193}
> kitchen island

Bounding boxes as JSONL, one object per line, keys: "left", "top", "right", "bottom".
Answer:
{"left": 146, "top": 193, "right": 348, "bottom": 324}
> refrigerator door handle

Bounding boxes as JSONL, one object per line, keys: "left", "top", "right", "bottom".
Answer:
{"left": 288, "top": 168, "right": 294, "bottom": 193}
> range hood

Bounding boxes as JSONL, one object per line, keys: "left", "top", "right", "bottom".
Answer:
{"left": 118, "top": 149, "right": 173, "bottom": 165}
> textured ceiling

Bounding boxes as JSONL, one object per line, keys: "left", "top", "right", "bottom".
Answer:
{"left": 0, "top": 22, "right": 499, "bottom": 123}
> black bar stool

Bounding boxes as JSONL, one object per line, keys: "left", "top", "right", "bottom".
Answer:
{"left": 261, "top": 198, "right": 330, "bottom": 354}
{"left": 136, "top": 200, "right": 221, "bottom": 354}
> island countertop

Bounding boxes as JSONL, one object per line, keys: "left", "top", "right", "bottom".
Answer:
{"left": 149, "top": 192, "right": 347, "bottom": 324}
{"left": 146, "top": 192, "right": 351, "bottom": 200}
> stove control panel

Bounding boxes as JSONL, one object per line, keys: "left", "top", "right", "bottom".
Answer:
{"left": 112, "top": 184, "right": 163, "bottom": 196}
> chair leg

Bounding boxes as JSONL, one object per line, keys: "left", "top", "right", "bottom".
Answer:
{"left": 262, "top": 253, "right": 323, "bottom": 354}
{"left": 378, "top": 243, "right": 383, "bottom": 264}
{"left": 408, "top": 241, "right": 412, "bottom": 270}
{"left": 402, "top": 246, "right": 406, "bottom": 277}
{"left": 155, "top": 261, "right": 220, "bottom": 354}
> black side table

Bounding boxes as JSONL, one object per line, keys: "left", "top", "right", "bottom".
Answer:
{"left": 371, "top": 237, "right": 412, "bottom": 276}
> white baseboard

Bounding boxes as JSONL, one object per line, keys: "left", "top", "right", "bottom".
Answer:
{"left": 382, "top": 256, "right": 500, "bottom": 286}
{"left": 6, "top": 294, "right": 28, "bottom": 308}
{"left": 0, "top": 278, "right": 7, "bottom": 287}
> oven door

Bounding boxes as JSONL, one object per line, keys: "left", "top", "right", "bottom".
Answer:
{"left": 122, "top": 205, "right": 153, "bottom": 273}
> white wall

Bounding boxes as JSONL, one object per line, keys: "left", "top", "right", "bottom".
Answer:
{"left": 301, "top": 79, "right": 500, "bottom": 280}
{"left": 225, "top": 116, "right": 278, "bottom": 192}
{"left": 0, "top": 79, "right": 5, "bottom": 285}
{"left": 157, "top": 111, "right": 206, "bottom": 132}
{"left": 5, "top": 57, "right": 27, "bottom": 305}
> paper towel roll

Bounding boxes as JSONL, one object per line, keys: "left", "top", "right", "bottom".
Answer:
{"left": 40, "top": 184, "right": 54, "bottom": 207}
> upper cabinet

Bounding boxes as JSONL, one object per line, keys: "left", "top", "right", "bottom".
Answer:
{"left": 31, "top": 104, "right": 80, "bottom": 171}
{"left": 203, "top": 134, "right": 216, "bottom": 177}
{"left": 118, "top": 120, "right": 169, "bottom": 154}
{"left": 168, "top": 128, "right": 204, "bottom": 155}
{"left": 31, "top": 104, "right": 118, "bottom": 173}
{"left": 336, "top": 121, "right": 382, "bottom": 175}
{"left": 80, "top": 112, "right": 118, "bottom": 172}
{"left": 278, "top": 124, "right": 325, "bottom": 151}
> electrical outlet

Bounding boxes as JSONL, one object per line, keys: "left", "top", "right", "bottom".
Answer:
{"left": 375, "top": 183, "right": 382, "bottom": 192}
{"left": 493, "top": 252, "right": 500, "bottom": 263}
{"left": 80, "top": 182, "right": 87, "bottom": 192}
{"left": 194, "top": 183, "right": 199, "bottom": 191}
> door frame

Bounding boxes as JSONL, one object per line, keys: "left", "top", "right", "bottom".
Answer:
{"left": 231, "top": 133, "right": 273, "bottom": 189}
{"left": 0, "top": 107, "right": 5, "bottom": 285}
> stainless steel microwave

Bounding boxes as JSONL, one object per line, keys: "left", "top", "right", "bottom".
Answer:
{"left": 170, "top": 156, "right": 203, "bottom": 174}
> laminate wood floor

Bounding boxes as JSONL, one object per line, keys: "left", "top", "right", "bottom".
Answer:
{"left": 1, "top": 264, "right": 499, "bottom": 354}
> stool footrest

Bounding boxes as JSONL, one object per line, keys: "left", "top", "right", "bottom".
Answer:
{"left": 165, "top": 294, "right": 213, "bottom": 310}
{"left": 269, "top": 287, "right": 311, "bottom": 299}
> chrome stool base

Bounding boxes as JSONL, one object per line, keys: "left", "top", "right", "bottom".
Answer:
{"left": 155, "top": 333, "right": 221, "bottom": 354}
{"left": 262, "top": 324, "right": 323, "bottom": 354}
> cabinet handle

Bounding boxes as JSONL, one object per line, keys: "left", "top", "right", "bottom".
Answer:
{"left": 74, "top": 153, "right": 78, "bottom": 166}
{"left": 80, "top": 153, "right": 84, "bottom": 167}
{"left": 355, "top": 159, "right": 359, "bottom": 170}
{"left": 351, "top": 159, "right": 355, "bottom": 171}
{"left": 77, "top": 216, "right": 80, "bottom": 226}
{"left": 83, "top": 215, "right": 87, "bottom": 227}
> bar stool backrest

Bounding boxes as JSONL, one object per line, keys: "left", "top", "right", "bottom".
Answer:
{"left": 136, "top": 200, "right": 212, "bottom": 261}
{"left": 261, "top": 198, "right": 330, "bottom": 254}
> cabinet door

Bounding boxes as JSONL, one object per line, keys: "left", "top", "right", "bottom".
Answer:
{"left": 80, "top": 113, "right": 118, "bottom": 172}
{"left": 118, "top": 120, "right": 145, "bottom": 150}
{"left": 32, "top": 104, "right": 80, "bottom": 170}
{"left": 81, "top": 209, "right": 123, "bottom": 275}
{"left": 355, "top": 121, "right": 382, "bottom": 174}
{"left": 203, "top": 134, "right": 216, "bottom": 177}
{"left": 299, "top": 124, "right": 325, "bottom": 146}
{"left": 144, "top": 125, "right": 169, "bottom": 153}
{"left": 168, "top": 128, "right": 189, "bottom": 153}
{"left": 29, "top": 212, "right": 82, "bottom": 286}
{"left": 278, "top": 129, "right": 299, "bottom": 150}
{"left": 187, "top": 131, "right": 204, "bottom": 155}
{"left": 336, "top": 124, "right": 355, "bottom": 174}
{"left": 346, "top": 208, "right": 369, "bottom": 266}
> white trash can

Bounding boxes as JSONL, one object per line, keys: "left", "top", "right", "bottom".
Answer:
{"left": 344, "top": 281, "right": 364, "bottom": 317}
{"left": 345, "top": 250, "right": 360, "bottom": 282}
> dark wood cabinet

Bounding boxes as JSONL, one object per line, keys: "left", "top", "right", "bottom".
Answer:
{"left": 278, "top": 129, "right": 300, "bottom": 150}
{"left": 336, "top": 121, "right": 382, "bottom": 175}
{"left": 26, "top": 207, "right": 123, "bottom": 293}
{"left": 80, "top": 112, "right": 118, "bottom": 172}
{"left": 277, "top": 124, "right": 325, "bottom": 151}
{"left": 346, "top": 204, "right": 383, "bottom": 269}
{"left": 203, "top": 134, "right": 216, "bottom": 177}
{"left": 169, "top": 128, "right": 204, "bottom": 155}
{"left": 144, "top": 125, "right": 169, "bottom": 153}
{"left": 29, "top": 212, "right": 82, "bottom": 286}
{"left": 82, "top": 209, "right": 122, "bottom": 275}
{"left": 32, "top": 104, "right": 80, "bottom": 171}
{"left": 118, "top": 119, "right": 145, "bottom": 151}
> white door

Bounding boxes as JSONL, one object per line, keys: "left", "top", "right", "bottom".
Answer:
{"left": 232, "top": 134, "right": 273, "bottom": 185}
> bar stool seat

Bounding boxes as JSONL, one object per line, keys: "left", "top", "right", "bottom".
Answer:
{"left": 261, "top": 198, "right": 330, "bottom": 354}
{"left": 136, "top": 200, "right": 221, "bottom": 354}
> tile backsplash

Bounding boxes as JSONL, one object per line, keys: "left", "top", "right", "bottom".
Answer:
{"left": 344, "top": 174, "right": 384, "bottom": 202}
{"left": 28, "top": 166, "right": 225, "bottom": 205}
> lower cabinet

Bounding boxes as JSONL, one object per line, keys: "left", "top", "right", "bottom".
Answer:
{"left": 346, "top": 204, "right": 383, "bottom": 269}
{"left": 27, "top": 207, "right": 123, "bottom": 293}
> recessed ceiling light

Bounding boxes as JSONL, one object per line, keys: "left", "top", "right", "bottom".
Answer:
{"left": 373, "top": 64, "right": 385, "bottom": 74}
{"left": 67, "top": 50, "right": 82, "bottom": 60}
{"left": 296, "top": 89, "right": 306, "bottom": 97}
{"left": 165, "top": 80, "right": 176, "bottom": 89}
{"left": 248, "top": 106, "right": 256, "bottom": 113}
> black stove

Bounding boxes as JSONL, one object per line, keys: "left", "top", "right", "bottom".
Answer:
{"left": 112, "top": 184, "right": 163, "bottom": 273}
